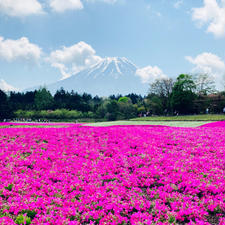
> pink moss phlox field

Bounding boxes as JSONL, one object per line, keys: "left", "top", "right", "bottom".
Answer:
{"left": 0, "top": 122, "right": 80, "bottom": 127}
{"left": 0, "top": 122, "right": 225, "bottom": 224}
{"left": 200, "top": 121, "right": 225, "bottom": 128}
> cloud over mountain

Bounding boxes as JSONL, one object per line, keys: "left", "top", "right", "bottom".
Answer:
{"left": 47, "top": 41, "right": 102, "bottom": 79}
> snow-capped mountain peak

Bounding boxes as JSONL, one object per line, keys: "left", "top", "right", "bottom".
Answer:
{"left": 26, "top": 56, "right": 148, "bottom": 96}
{"left": 0, "top": 79, "right": 18, "bottom": 92}
{"left": 85, "top": 57, "right": 137, "bottom": 78}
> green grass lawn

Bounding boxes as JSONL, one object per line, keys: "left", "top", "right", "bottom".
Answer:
{"left": 86, "top": 114, "right": 224, "bottom": 127}
{"left": 130, "top": 114, "right": 225, "bottom": 121}
{"left": 85, "top": 120, "right": 211, "bottom": 127}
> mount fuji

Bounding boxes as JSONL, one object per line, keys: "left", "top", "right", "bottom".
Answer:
{"left": 36, "top": 57, "right": 148, "bottom": 96}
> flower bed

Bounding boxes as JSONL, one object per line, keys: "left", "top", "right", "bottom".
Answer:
{"left": 0, "top": 122, "right": 79, "bottom": 128}
{"left": 0, "top": 123, "right": 225, "bottom": 224}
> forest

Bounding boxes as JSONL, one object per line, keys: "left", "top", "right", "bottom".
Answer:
{"left": 1, "top": 74, "right": 225, "bottom": 121}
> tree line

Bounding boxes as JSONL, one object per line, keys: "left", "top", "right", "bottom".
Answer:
{"left": 0, "top": 73, "right": 225, "bottom": 121}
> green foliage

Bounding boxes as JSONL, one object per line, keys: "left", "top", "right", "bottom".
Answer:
{"left": 95, "top": 98, "right": 138, "bottom": 121}
{"left": 96, "top": 100, "right": 119, "bottom": 121}
{"left": 126, "top": 93, "right": 143, "bottom": 104}
{"left": 15, "top": 214, "right": 31, "bottom": 225}
{"left": 118, "top": 96, "right": 131, "bottom": 103}
{"left": 14, "top": 109, "right": 83, "bottom": 120}
{"left": 20, "top": 210, "right": 36, "bottom": 220}
{"left": 4, "top": 184, "right": 13, "bottom": 191}
{"left": 137, "top": 106, "right": 146, "bottom": 114}
{"left": 168, "top": 215, "right": 176, "bottom": 223}
{"left": 0, "top": 89, "right": 11, "bottom": 119}
{"left": 0, "top": 89, "right": 7, "bottom": 103}
{"left": 47, "top": 109, "right": 82, "bottom": 119}
{"left": 146, "top": 95, "right": 164, "bottom": 115}
{"left": 176, "top": 74, "right": 196, "bottom": 91}
{"left": 2, "top": 79, "right": 225, "bottom": 122}
{"left": 148, "top": 78, "right": 174, "bottom": 114}
{"left": 96, "top": 104, "right": 107, "bottom": 119}
{"left": 171, "top": 74, "right": 196, "bottom": 114}
{"left": 118, "top": 101, "right": 137, "bottom": 120}
{"left": 8, "top": 91, "right": 36, "bottom": 112}
{"left": 105, "top": 100, "right": 119, "bottom": 121}
{"left": 14, "top": 110, "right": 27, "bottom": 118}
{"left": 34, "top": 87, "right": 54, "bottom": 110}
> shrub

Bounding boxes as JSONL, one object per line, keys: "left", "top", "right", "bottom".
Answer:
{"left": 15, "top": 214, "right": 31, "bottom": 225}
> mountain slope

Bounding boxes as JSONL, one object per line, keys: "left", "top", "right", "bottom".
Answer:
{"left": 35, "top": 57, "right": 148, "bottom": 96}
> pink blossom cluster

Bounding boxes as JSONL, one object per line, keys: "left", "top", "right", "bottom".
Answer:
{"left": 0, "top": 122, "right": 225, "bottom": 224}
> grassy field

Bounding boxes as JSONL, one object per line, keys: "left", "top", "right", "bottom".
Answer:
{"left": 86, "top": 120, "right": 211, "bottom": 127}
{"left": 130, "top": 114, "right": 225, "bottom": 121}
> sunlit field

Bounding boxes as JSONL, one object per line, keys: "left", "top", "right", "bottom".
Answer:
{"left": 131, "top": 114, "right": 225, "bottom": 122}
{"left": 0, "top": 122, "right": 225, "bottom": 224}
{"left": 86, "top": 121, "right": 211, "bottom": 127}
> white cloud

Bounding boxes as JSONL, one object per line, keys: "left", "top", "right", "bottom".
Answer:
{"left": 0, "top": 0, "right": 122, "bottom": 17}
{"left": 192, "top": 0, "right": 225, "bottom": 38}
{"left": 174, "top": 0, "right": 183, "bottom": 9}
{"left": 49, "top": 0, "right": 83, "bottom": 12}
{"left": 0, "top": 36, "right": 42, "bottom": 63}
{"left": 47, "top": 41, "right": 102, "bottom": 79}
{"left": 51, "top": 63, "right": 71, "bottom": 80}
{"left": 136, "top": 66, "right": 168, "bottom": 84}
{"left": 0, "top": 0, "right": 43, "bottom": 17}
{"left": 86, "top": 0, "right": 119, "bottom": 4}
{"left": 186, "top": 52, "right": 225, "bottom": 89}
{"left": 101, "top": 0, "right": 118, "bottom": 3}
{"left": 0, "top": 79, "right": 18, "bottom": 92}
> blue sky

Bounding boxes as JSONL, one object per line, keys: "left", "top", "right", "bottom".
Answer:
{"left": 0, "top": 0, "right": 225, "bottom": 91}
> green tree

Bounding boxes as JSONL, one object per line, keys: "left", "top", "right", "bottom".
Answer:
{"left": 137, "top": 106, "right": 146, "bottom": 115}
{"left": 193, "top": 73, "right": 216, "bottom": 95}
{"left": 171, "top": 74, "right": 196, "bottom": 114}
{"left": 126, "top": 93, "right": 143, "bottom": 104}
{"left": 118, "top": 101, "right": 136, "bottom": 119}
{"left": 34, "top": 87, "right": 54, "bottom": 110}
{"left": 118, "top": 96, "right": 132, "bottom": 103}
{"left": 8, "top": 92, "right": 24, "bottom": 111}
{"left": 96, "top": 99, "right": 119, "bottom": 121}
{"left": 0, "top": 89, "right": 10, "bottom": 119}
{"left": 148, "top": 78, "right": 174, "bottom": 114}
{"left": 105, "top": 100, "right": 119, "bottom": 121}
{"left": 145, "top": 95, "right": 164, "bottom": 115}
{"left": 54, "top": 88, "right": 70, "bottom": 109}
